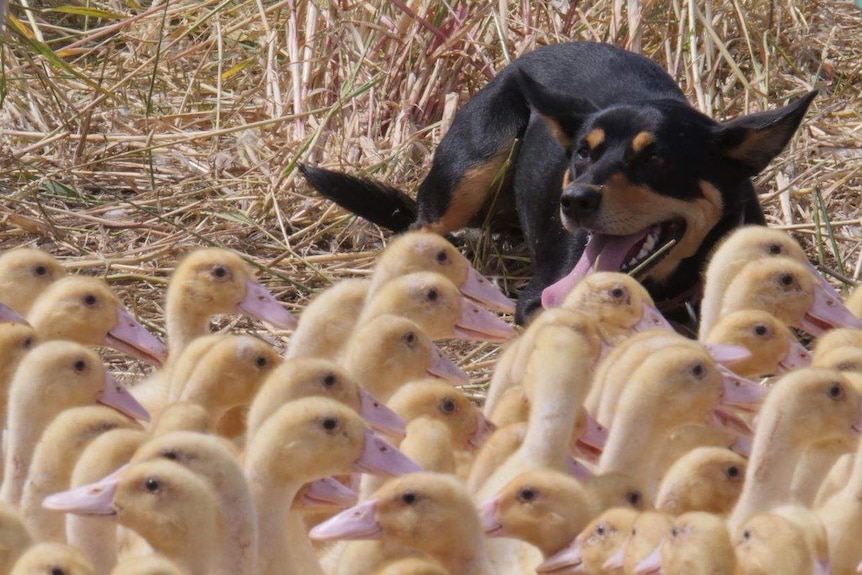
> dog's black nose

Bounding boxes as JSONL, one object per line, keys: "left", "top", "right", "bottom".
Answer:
{"left": 560, "top": 185, "right": 602, "bottom": 220}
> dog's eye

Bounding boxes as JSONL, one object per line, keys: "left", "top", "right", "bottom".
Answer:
{"left": 575, "top": 144, "right": 590, "bottom": 160}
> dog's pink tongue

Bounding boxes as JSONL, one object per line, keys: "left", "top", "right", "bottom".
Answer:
{"left": 541, "top": 230, "right": 650, "bottom": 308}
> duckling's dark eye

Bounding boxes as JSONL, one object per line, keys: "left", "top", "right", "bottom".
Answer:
{"left": 213, "top": 266, "right": 228, "bottom": 278}
{"left": 726, "top": 465, "right": 741, "bottom": 479}
{"left": 161, "top": 450, "right": 179, "bottom": 461}
{"left": 742, "top": 529, "right": 751, "bottom": 540}
{"left": 73, "top": 359, "right": 87, "bottom": 372}
{"left": 575, "top": 143, "right": 590, "bottom": 160}
{"left": 145, "top": 478, "right": 160, "bottom": 492}
{"left": 778, "top": 273, "right": 794, "bottom": 287}
{"left": 768, "top": 244, "right": 782, "bottom": 255}
{"left": 435, "top": 250, "right": 448, "bottom": 264}
{"left": 34, "top": 264, "right": 48, "bottom": 276}
{"left": 753, "top": 324, "right": 769, "bottom": 337}
{"left": 401, "top": 492, "right": 416, "bottom": 505}
{"left": 690, "top": 362, "right": 706, "bottom": 378}
{"left": 427, "top": 289, "right": 439, "bottom": 302}
{"left": 82, "top": 294, "right": 97, "bottom": 306}
{"left": 517, "top": 487, "right": 537, "bottom": 502}
{"left": 255, "top": 356, "right": 268, "bottom": 368}
{"left": 403, "top": 332, "right": 416, "bottom": 345}
{"left": 22, "top": 336, "right": 33, "bottom": 349}
{"left": 322, "top": 417, "right": 338, "bottom": 431}
{"left": 828, "top": 384, "right": 844, "bottom": 400}
{"left": 596, "top": 524, "right": 606, "bottom": 536}
{"left": 627, "top": 491, "right": 642, "bottom": 507}
{"left": 610, "top": 287, "right": 625, "bottom": 299}
{"left": 323, "top": 373, "right": 337, "bottom": 387}
{"left": 439, "top": 398, "right": 456, "bottom": 414}
{"left": 50, "top": 568, "right": 65, "bottom": 575}
{"left": 671, "top": 527, "right": 679, "bottom": 537}
{"left": 632, "top": 528, "right": 637, "bottom": 536}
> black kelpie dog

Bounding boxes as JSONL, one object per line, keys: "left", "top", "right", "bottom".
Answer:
{"left": 300, "top": 42, "right": 816, "bottom": 325}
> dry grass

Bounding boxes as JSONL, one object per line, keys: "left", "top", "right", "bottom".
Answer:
{"left": 1, "top": 0, "right": 861, "bottom": 392}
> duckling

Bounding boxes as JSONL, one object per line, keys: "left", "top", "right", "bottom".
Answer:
{"left": 656, "top": 423, "right": 750, "bottom": 475}
{"left": 770, "top": 506, "right": 830, "bottom": 575}
{"left": 817, "top": 434, "right": 862, "bottom": 575}
{"left": 166, "top": 334, "right": 281, "bottom": 428}
{"left": 0, "top": 248, "right": 66, "bottom": 316}
{"left": 478, "top": 468, "right": 596, "bottom": 559}
{"left": 813, "top": 328, "right": 862, "bottom": 359}
{"left": 312, "top": 472, "right": 496, "bottom": 575}
{"left": 163, "top": 248, "right": 296, "bottom": 358}
{"left": 633, "top": 512, "right": 736, "bottom": 575}
{"left": 356, "top": 272, "right": 512, "bottom": 342}
{"left": 66, "top": 428, "right": 147, "bottom": 575}
{"left": 0, "top": 323, "right": 37, "bottom": 445}
{"left": 246, "top": 358, "right": 405, "bottom": 440}
{"left": 536, "top": 507, "right": 639, "bottom": 574}
{"left": 27, "top": 276, "right": 167, "bottom": 365}
{"left": 10, "top": 542, "right": 95, "bottom": 575}
{"left": 373, "top": 558, "right": 449, "bottom": 575}
{"left": 21, "top": 406, "right": 140, "bottom": 542}
{"left": 734, "top": 511, "right": 821, "bottom": 575}
{"left": 559, "top": 272, "right": 672, "bottom": 341}
{"left": 709, "top": 256, "right": 861, "bottom": 338}
{"left": 109, "top": 555, "right": 185, "bottom": 575}
{"left": 341, "top": 316, "right": 468, "bottom": 402}
{"left": 704, "top": 310, "right": 811, "bottom": 377}
{"left": 1, "top": 341, "right": 148, "bottom": 506}
{"left": 729, "top": 367, "right": 862, "bottom": 530}
{"left": 287, "top": 280, "right": 370, "bottom": 360}
{"left": 44, "top": 460, "right": 218, "bottom": 575}
{"left": 130, "top": 432, "right": 255, "bottom": 575}
{"left": 151, "top": 402, "right": 211, "bottom": 436}
{"left": 699, "top": 226, "right": 845, "bottom": 338}
{"left": 655, "top": 447, "right": 746, "bottom": 516}
{"left": 244, "top": 397, "right": 421, "bottom": 575}
{"left": 603, "top": 511, "right": 673, "bottom": 574}
{"left": 0, "top": 502, "right": 32, "bottom": 573}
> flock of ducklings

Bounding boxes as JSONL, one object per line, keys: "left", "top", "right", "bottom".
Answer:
{"left": 3, "top": 226, "right": 862, "bottom": 575}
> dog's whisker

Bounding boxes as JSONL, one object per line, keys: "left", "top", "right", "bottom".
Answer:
{"left": 628, "top": 238, "right": 678, "bottom": 279}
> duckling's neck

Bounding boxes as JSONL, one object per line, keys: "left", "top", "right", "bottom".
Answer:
{"left": 165, "top": 299, "right": 213, "bottom": 358}
{"left": 844, "top": 446, "right": 862, "bottom": 500}
{"left": 246, "top": 466, "right": 323, "bottom": 575}
{"left": 1, "top": 404, "right": 55, "bottom": 506}
{"left": 699, "top": 272, "right": 734, "bottom": 339}
{"left": 599, "top": 404, "right": 666, "bottom": 483}
{"left": 208, "top": 476, "right": 258, "bottom": 575}
{"left": 438, "top": 521, "right": 496, "bottom": 575}
{"left": 790, "top": 439, "right": 851, "bottom": 507}
{"left": 154, "top": 522, "right": 215, "bottom": 575}
{"left": 68, "top": 514, "right": 117, "bottom": 573}
{"left": 730, "top": 415, "right": 806, "bottom": 529}
{"left": 21, "top": 443, "right": 87, "bottom": 541}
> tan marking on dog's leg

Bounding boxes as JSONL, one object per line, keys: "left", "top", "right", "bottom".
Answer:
{"left": 586, "top": 128, "right": 605, "bottom": 150}
{"left": 423, "top": 155, "right": 507, "bottom": 235}
{"left": 631, "top": 131, "right": 655, "bottom": 154}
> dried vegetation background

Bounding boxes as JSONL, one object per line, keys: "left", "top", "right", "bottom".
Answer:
{"left": 1, "top": 0, "right": 860, "bottom": 390}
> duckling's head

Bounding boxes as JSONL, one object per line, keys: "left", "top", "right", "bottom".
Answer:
{"left": 167, "top": 248, "right": 297, "bottom": 330}
{"left": 375, "top": 232, "right": 514, "bottom": 313}
{"left": 813, "top": 328, "right": 862, "bottom": 358}
{"left": 479, "top": 468, "right": 595, "bottom": 555}
{"left": 635, "top": 511, "right": 734, "bottom": 575}
{"left": 615, "top": 511, "right": 673, "bottom": 574}
{"left": 311, "top": 472, "right": 479, "bottom": 557}
{"left": 11, "top": 341, "right": 149, "bottom": 421}
{"left": 812, "top": 345, "right": 862, "bottom": 379}
{"left": 0, "top": 322, "right": 37, "bottom": 386}
{"left": 151, "top": 402, "right": 211, "bottom": 435}
{"left": 583, "top": 473, "right": 649, "bottom": 512}
{"left": 734, "top": 512, "right": 811, "bottom": 575}
{"left": 656, "top": 446, "right": 745, "bottom": 516}
{"left": 131, "top": 431, "right": 240, "bottom": 489}
{"left": 27, "top": 276, "right": 167, "bottom": 365}
{"left": 9, "top": 542, "right": 95, "bottom": 575}
{"left": 561, "top": 272, "right": 671, "bottom": 335}
{"left": 709, "top": 226, "right": 808, "bottom": 269}
{"left": 248, "top": 397, "right": 420, "bottom": 483}
{"left": 0, "top": 248, "right": 66, "bottom": 316}
{"left": 387, "top": 379, "right": 494, "bottom": 450}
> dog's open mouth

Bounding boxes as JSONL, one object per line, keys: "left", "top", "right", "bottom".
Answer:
{"left": 542, "top": 219, "right": 685, "bottom": 308}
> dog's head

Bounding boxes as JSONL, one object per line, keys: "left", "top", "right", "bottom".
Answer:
{"left": 518, "top": 69, "right": 816, "bottom": 291}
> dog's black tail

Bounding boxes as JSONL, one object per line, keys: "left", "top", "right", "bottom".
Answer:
{"left": 298, "top": 164, "right": 417, "bottom": 233}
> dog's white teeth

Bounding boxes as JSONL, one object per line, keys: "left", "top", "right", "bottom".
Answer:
{"left": 643, "top": 233, "right": 658, "bottom": 252}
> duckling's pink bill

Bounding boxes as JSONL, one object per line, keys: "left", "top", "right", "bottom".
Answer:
{"left": 452, "top": 297, "right": 514, "bottom": 342}
{"left": 779, "top": 339, "right": 811, "bottom": 372}
{"left": 302, "top": 477, "right": 357, "bottom": 508}
{"left": 633, "top": 541, "right": 663, "bottom": 575}
{"left": 702, "top": 343, "right": 753, "bottom": 366}
{"left": 460, "top": 268, "right": 516, "bottom": 314}
{"left": 537, "top": 539, "right": 585, "bottom": 573}
{"left": 477, "top": 498, "right": 504, "bottom": 536}
{"left": 567, "top": 457, "right": 594, "bottom": 481}
{"left": 42, "top": 465, "right": 126, "bottom": 516}
{"left": 602, "top": 540, "right": 627, "bottom": 571}
{"left": 358, "top": 388, "right": 407, "bottom": 438}
{"left": 816, "top": 558, "right": 831, "bottom": 575}
{"left": 633, "top": 302, "right": 674, "bottom": 332}
{"left": 468, "top": 412, "right": 496, "bottom": 451}
{"left": 426, "top": 344, "right": 470, "bottom": 384}
{"left": 98, "top": 373, "right": 151, "bottom": 422}
{"left": 0, "top": 301, "right": 27, "bottom": 324}
{"left": 717, "top": 366, "right": 768, "bottom": 412}
{"left": 573, "top": 413, "right": 608, "bottom": 463}
{"left": 798, "top": 281, "right": 862, "bottom": 336}
{"left": 309, "top": 499, "right": 382, "bottom": 541}
{"left": 104, "top": 307, "right": 168, "bottom": 366}
{"left": 352, "top": 429, "right": 423, "bottom": 476}
{"left": 238, "top": 279, "right": 298, "bottom": 330}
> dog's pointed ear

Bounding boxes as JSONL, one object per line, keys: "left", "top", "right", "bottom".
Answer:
{"left": 515, "top": 68, "right": 599, "bottom": 149}
{"left": 713, "top": 90, "right": 817, "bottom": 176}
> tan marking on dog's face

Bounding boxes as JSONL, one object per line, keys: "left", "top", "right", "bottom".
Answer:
{"left": 562, "top": 169, "right": 572, "bottom": 189}
{"left": 542, "top": 114, "right": 573, "bottom": 149}
{"left": 631, "top": 132, "right": 655, "bottom": 154}
{"left": 569, "top": 176, "right": 723, "bottom": 282}
{"left": 586, "top": 128, "right": 605, "bottom": 150}
{"left": 423, "top": 155, "right": 507, "bottom": 235}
